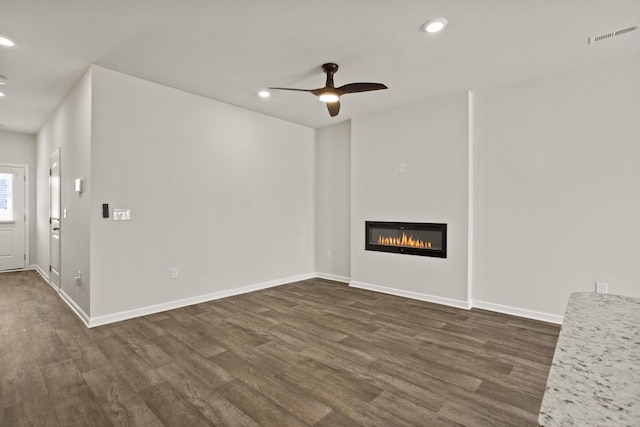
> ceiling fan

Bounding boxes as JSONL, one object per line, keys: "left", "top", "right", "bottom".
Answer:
{"left": 269, "top": 63, "right": 388, "bottom": 117}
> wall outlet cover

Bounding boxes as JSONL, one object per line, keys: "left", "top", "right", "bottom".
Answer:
{"left": 595, "top": 282, "right": 608, "bottom": 294}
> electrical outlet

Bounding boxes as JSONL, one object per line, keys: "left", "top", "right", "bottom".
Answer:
{"left": 392, "top": 163, "right": 399, "bottom": 174}
{"left": 326, "top": 250, "right": 332, "bottom": 259}
{"left": 399, "top": 163, "right": 406, "bottom": 173}
{"left": 74, "top": 271, "right": 82, "bottom": 286}
{"left": 171, "top": 267, "right": 179, "bottom": 279}
{"left": 595, "top": 282, "right": 608, "bottom": 294}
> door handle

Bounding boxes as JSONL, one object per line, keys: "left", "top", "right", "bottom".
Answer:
{"left": 52, "top": 227, "right": 60, "bottom": 231}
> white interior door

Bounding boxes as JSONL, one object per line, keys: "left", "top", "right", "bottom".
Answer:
{"left": 0, "top": 166, "right": 26, "bottom": 271}
{"left": 50, "top": 150, "right": 61, "bottom": 289}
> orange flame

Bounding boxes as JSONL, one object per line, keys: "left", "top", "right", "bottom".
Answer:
{"left": 377, "top": 232, "right": 431, "bottom": 249}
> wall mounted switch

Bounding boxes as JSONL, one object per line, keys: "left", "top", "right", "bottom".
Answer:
{"left": 113, "top": 209, "right": 130, "bottom": 221}
{"left": 171, "top": 267, "right": 179, "bottom": 279}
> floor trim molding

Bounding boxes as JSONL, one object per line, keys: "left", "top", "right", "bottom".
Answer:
{"left": 349, "top": 280, "right": 563, "bottom": 324}
{"left": 30, "top": 264, "right": 60, "bottom": 291}
{"left": 349, "top": 280, "right": 470, "bottom": 310}
{"left": 472, "top": 299, "right": 564, "bottom": 324}
{"left": 87, "top": 272, "right": 316, "bottom": 328}
{"left": 315, "top": 272, "right": 351, "bottom": 284}
{"left": 60, "top": 288, "right": 90, "bottom": 327}
{"left": 31, "top": 263, "right": 49, "bottom": 281}
{"left": 32, "top": 262, "right": 562, "bottom": 327}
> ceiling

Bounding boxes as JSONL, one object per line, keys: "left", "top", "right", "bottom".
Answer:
{"left": 1, "top": 0, "right": 639, "bottom": 133}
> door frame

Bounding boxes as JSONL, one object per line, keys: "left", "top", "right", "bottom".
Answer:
{"left": 0, "top": 162, "right": 29, "bottom": 271}
{"left": 49, "top": 149, "right": 61, "bottom": 291}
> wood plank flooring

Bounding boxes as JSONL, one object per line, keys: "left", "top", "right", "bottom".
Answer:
{"left": 0, "top": 271, "right": 560, "bottom": 426}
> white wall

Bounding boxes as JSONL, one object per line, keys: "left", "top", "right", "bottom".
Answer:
{"left": 351, "top": 93, "right": 469, "bottom": 304}
{"left": 473, "top": 54, "right": 640, "bottom": 316}
{"left": 89, "top": 66, "right": 315, "bottom": 318}
{"left": 36, "top": 70, "right": 93, "bottom": 315}
{"left": 30, "top": 56, "right": 637, "bottom": 325}
{"left": 316, "top": 121, "right": 351, "bottom": 281}
{"left": 0, "top": 131, "right": 36, "bottom": 264}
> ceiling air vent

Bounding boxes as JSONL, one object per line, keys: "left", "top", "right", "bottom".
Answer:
{"left": 588, "top": 24, "right": 639, "bottom": 44}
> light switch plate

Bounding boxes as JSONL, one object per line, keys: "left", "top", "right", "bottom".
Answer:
{"left": 113, "top": 209, "right": 130, "bottom": 221}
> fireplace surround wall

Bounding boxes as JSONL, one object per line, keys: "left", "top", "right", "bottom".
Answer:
{"left": 365, "top": 221, "right": 447, "bottom": 258}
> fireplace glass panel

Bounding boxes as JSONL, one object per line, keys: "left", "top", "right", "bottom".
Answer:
{"left": 365, "top": 221, "right": 447, "bottom": 258}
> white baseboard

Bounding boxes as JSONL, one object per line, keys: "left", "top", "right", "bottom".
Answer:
{"left": 60, "top": 289, "right": 90, "bottom": 327}
{"left": 348, "top": 280, "right": 562, "bottom": 324}
{"left": 472, "top": 299, "right": 563, "bottom": 325}
{"left": 31, "top": 263, "right": 561, "bottom": 327}
{"left": 315, "top": 272, "right": 351, "bottom": 284}
{"left": 349, "top": 280, "right": 470, "bottom": 310}
{"left": 87, "top": 272, "right": 316, "bottom": 328}
{"left": 30, "top": 264, "right": 59, "bottom": 290}
{"left": 31, "top": 263, "right": 48, "bottom": 280}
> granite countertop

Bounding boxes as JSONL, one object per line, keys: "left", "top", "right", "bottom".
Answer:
{"left": 538, "top": 292, "right": 640, "bottom": 426}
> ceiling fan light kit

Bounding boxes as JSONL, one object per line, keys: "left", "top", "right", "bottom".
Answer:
{"left": 318, "top": 92, "right": 339, "bottom": 103}
{"left": 269, "top": 62, "right": 388, "bottom": 117}
{"left": 0, "top": 34, "right": 15, "bottom": 47}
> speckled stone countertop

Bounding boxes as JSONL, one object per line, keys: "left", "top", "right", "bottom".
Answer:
{"left": 538, "top": 292, "right": 640, "bottom": 426}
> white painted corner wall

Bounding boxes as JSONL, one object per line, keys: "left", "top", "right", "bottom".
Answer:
{"left": 343, "top": 55, "right": 640, "bottom": 324}
{"left": 33, "top": 65, "right": 316, "bottom": 323}
{"left": 472, "top": 54, "right": 640, "bottom": 315}
{"left": 36, "top": 70, "right": 92, "bottom": 315}
{"left": 316, "top": 121, "right": 351, "bottom": 281}
{"left": 88, "top": 66, "right": 316, "bottom": 318}
{"left": 350, "top": 93, "right": 470, "bottom": 305}
{"left": 29, "top": 54, "right": 640, "bottom": 328}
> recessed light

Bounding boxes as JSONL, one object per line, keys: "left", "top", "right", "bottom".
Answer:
{"left": 423, "top": 18, "right": 448, "bottom": 33}
{"left": 0, "top": 75, "right": 7, "bottom": 85}
{"left": 258, "top": 90, "right": 271, "bottom": 98}
{"left": 0, "top": 92, "right": 5, "bottom": 97}
{"left": 0, "top": 35, "right": 15, "bottom": 47}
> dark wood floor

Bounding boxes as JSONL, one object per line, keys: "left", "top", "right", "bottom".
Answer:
{"left": 0, "top": 271, "right": 560, "bottom": 426}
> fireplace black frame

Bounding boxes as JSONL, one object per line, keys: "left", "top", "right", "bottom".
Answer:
{"left": 365, "top": 221, "right": 447, "bottom": 258}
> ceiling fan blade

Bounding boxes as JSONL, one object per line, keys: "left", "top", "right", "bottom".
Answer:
{"left": 269, "top": 87, "right": 316, "bottom": 93}
{"left": 326, "top": 100, "right": 340, "bottom": 117}
{"left": 337, "top": 82, "right": 388, "bottom": 95}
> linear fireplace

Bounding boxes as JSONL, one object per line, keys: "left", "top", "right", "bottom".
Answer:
{"left": 365, "top": 221, "right": 447, "bottom": 258}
